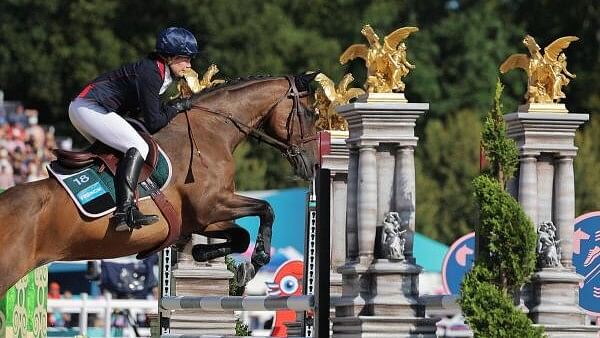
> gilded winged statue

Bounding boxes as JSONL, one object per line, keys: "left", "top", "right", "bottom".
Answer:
{"left": 340, "top": 24, "right": 418, "bottom": 93}
{"left": 500, "top": 35, "right": 578, "bottom": 103}
{"left": 314, "top": 73, "right": 365, "bottom": 130}
{"left": 171, "top": 64, "right": 225, "bottom": 99}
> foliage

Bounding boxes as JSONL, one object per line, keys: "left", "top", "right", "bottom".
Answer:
{"left": 225, "top": 256, "right": 245, "bottom": 296}
{"left": 481, "top": 80, "right": 519, "bottom": 187}
{"left": 235, "top": 316, "right": 252, "bottom": 336}
{"left": 471, "top": 175, "right": 537, "bottom": 290}
{"left": 458, "top": 265, "right": 544, "bottom": 338}
{"left": 459, "top": 81, "right": 540, "bottom": 336}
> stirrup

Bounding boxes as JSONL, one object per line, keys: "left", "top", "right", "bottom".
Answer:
{"left": 127, "top": 206, "right": 159, "bottom": 228}
{"left": 112, "top": 207, "right": 158, "bottom": 232}
{"left": 112, "top": 212, "right": 131, "bottom": 232}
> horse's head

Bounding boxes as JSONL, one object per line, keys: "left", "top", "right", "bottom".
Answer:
{"left": 264, "top": 72, "right": 319, "bottom": 180}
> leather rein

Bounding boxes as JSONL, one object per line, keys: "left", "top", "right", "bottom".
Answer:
{"left": 185, "top": 75, "right": 316, "bottom": 160}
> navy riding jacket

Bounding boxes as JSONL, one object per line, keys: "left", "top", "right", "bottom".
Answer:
{"left": 77, "top": 55, "right": 179, "bottom": 134}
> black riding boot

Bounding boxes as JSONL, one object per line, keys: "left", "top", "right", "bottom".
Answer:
{"left": 112, "top": 148, "right": 159, "bottom": 231}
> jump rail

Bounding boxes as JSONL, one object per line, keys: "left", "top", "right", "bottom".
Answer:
{"left": 159, "top": 168, "right": 331, "bottom": 338}
{"left": 160, "top": 295, "right": 314, "bottom": 312}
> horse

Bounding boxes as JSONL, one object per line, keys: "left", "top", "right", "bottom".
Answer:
{"left": 0, "top": 73, "right": 319, "bottom": 297}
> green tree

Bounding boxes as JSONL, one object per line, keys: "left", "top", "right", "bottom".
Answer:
{"left": 459, "top": 81, "right": 541, "bottom": 337}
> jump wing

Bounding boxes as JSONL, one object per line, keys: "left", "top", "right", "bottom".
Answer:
{"left": 499, "top": 54, "right": 530, "bottom": 74}
{"left": 544, "top": 36, "right": 579, "bottom": 62}
{"left": 314, "top": 73, "right": 337, "bottom": 102}
{"left": 340, "top": 44, "right": 369, "bottom": 64}
{"left": 384, "top": 27, "right": 419, "bottom": 50}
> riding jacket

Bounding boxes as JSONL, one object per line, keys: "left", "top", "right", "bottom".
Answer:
{"left": 77, "top": 55, "right": 179, "bottom": 134}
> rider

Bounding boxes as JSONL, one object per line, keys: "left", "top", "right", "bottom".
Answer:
{"left": 69, "top": 27, "right": 196, "bottom": 231}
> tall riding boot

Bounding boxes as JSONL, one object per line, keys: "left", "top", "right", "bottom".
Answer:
{"left": 112, "top": 148, "right": 159, "bottom": 231}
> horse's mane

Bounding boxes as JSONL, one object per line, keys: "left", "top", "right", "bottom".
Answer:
{"left": 193, "top": 71, "right": 318, "bottom": 99}
{"left": 196, "top": 74, "right": 273, "bottom": 97}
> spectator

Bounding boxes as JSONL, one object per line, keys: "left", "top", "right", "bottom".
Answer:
{"left": 0, "top": 148, "right": 14, "bottom": 188}
{"left": 0, "top": 102, "right": 60, "bottom": 187}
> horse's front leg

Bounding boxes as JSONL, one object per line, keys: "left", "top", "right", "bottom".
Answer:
{"left": 202, "top": 193, "right": 275, "bottom": 285}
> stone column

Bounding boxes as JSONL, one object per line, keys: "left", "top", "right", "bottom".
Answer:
{"left": 554, "top": 156, "right": 575, "bottom": 268}
{"left": 357, "top": 145, "right": 378, "bottom": 265}
{"left": 536, "top": 155, "right": 554, "bottom": 224}
{"left": 332, "top": 95, "right": 437, "bottom": 337}
{"left": 169, "top": 234, "right": 236, "bottom": 336}
{"left": 321, "top": 130, "right": 350, "bottom": 321}
{"left": 505, "top": 110, "right": 597, "bottom": 337}
{"left": 345, "top": 146, "right": 359, "bottom": 261}
{"left": 519, "top": 155, "right": 539, "bottom": 224}
{"left": 395, "top": 146, "right": 416, "bottom": 262}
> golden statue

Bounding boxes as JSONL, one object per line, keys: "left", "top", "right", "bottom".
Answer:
{"left": 314, "top": 73, "right": 365, "bottom": 130}
{"left": 500, "top": 35, "right": 578, "bottom": 103}
{"left": 340, "top": 24, "right": 418, "bottom": 93}
{"left": 170, "top": 64, "right": 225, "bottom": 99}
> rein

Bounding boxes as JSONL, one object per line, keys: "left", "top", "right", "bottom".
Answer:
{"left": 186, "top": 76, "right": 317, "bottom": 159}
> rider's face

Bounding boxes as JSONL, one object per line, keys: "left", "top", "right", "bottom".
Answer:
{"left": 168, "top": 56, "right": 192, "bottom": 77}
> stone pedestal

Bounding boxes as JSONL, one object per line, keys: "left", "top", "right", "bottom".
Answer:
{"left": 528, "top": 268, "right": 586, "bottom": 325}
{"left": 169, "top": 235, "right": 236, "bottom": 336}
{"left": 332, "top": 95, "right": 436, "bottom": 337}
{"left": 505, "top": 110, "right": 597, "bottom": 336}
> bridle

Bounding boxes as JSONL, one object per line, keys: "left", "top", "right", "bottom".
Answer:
{"left": 186, "top": 75, "right": 317, "bottom": 161}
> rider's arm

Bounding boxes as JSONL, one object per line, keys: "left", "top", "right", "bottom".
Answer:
{"left": 136, "top": 61, "right": 180, "bottom": 134}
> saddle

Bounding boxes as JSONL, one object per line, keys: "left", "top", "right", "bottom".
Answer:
{"left": 52, "top": 128, "right": 181, "bottom": 259}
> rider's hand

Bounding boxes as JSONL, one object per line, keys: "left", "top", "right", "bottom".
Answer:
{"left": 171, "top": 98, "right": 193, "bottom": 112}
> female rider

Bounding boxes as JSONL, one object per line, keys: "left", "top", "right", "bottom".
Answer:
{"left": 69, "top": 27, "right": 196, "bottom": 231}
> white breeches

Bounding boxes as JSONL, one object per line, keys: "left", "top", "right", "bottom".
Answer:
{"left": 68, "top": 98, "right": 149, "bottom": 159}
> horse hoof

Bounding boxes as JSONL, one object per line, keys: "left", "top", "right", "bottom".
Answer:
{"left": 235, "top": 261, "right": 255, "bottom": 287}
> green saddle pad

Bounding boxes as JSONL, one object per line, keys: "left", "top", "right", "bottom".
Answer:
{"left": 47, "top": 149, "right": 172, "bottom": 218}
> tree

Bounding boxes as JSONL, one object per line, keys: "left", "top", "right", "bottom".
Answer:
{"left": 458, "top": 81, "right": 541, "bottom": 337}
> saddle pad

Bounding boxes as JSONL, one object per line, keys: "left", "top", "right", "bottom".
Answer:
{"left": 47, "top": 147, "right": 173, "bottom": 218}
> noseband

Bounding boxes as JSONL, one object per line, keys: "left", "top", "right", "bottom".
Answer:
{"left": 188, "top": 76, "right": 316, "bottom": 161}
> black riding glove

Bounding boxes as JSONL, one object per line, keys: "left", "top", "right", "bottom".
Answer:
{"left": 171, "top": 97, "right": 193, "bottom": 112}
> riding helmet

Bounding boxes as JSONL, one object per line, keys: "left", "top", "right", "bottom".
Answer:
{"left": 155, "top": 27, "right": 198, "bottom": 57}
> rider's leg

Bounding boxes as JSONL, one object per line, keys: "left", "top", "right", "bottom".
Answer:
{"left": 68, "top": 98, "right": 158, "bottom": 230}
{"left": 112, "top": 147, "right": 159, "bottom": 230}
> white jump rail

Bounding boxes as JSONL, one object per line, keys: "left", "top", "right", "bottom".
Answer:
{"left": 160, "top": 295, "right": 314, "bottom": 312}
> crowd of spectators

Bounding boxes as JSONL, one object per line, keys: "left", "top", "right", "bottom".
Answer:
{"left": 0, "top": 96, "right": 58, "bottom": 189}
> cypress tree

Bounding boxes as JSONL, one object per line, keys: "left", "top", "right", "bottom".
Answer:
{"left": 458, "top": 80, "right": 543, "bottom": 337}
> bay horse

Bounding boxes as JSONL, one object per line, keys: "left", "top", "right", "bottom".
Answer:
{"left": 0, "top": 73, "right": 319, "bottom": 297}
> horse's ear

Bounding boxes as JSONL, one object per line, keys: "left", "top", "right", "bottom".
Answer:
{"left": 295, "top": 70, "right": 320, "bottom": 92}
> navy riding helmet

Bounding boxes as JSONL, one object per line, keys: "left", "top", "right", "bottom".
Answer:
{"left": 155, "top": 27, "right": 198, "bottom": 57}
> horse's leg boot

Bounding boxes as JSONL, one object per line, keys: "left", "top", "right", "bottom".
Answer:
{"left": 112, "top": 148, "right": 159, "bottom": 231}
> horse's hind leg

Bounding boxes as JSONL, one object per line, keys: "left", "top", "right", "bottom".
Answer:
{"left": 192, "top": 222, "right": 250, "bottom": 262}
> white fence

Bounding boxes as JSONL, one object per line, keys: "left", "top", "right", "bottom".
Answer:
{"left": 47, "top": 292, "right": 157, "bottom": 337}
